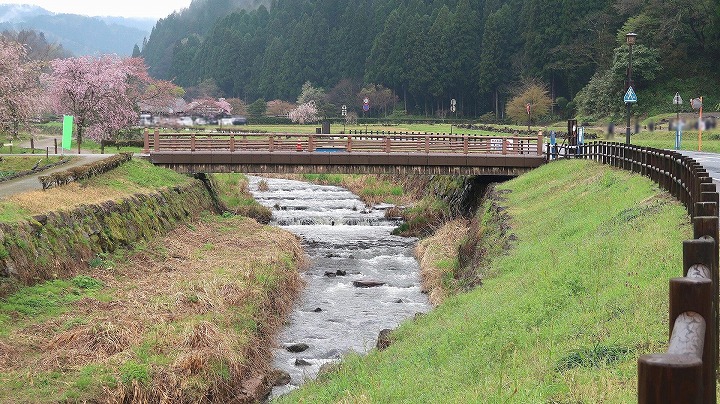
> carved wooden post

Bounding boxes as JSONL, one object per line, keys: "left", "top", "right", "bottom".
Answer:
{"left": 537, "top": 134, "right": 543, "bottom": 156}
{"left": 672, "top": 277, "right": 714, "bottom": 403}
{"left": 229, "top": 135, "right": 235, "bottom": 152}
{"left": 346, "top": 135, "right": 351, "bottom": 153}
{"left": 190, "top": 134, "right": 196, "bottom": 152}
{"left": 384, "top": 136, "right": 390, "bottom": 153}
{"left": 269, "top": 135, "right": 274, "bottom": 152}
{"left": 424, "top": 136, "right": 430, "bottom": 154}
{"left": 153, "top": 129, "right": 160, "bottom": 152}
{"left": 463, "top": 136, "right": 469, "bottom": 154}
{"left": 638, "top": 335, "right": 704, "bottom": 403}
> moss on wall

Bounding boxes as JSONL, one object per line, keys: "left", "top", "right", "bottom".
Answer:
{"left": 0, "top": 181, "right": 215, "bottom": 288}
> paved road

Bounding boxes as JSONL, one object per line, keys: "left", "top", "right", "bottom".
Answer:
{"left": 0, "top": 153, "right": 108, "bottom": 199}
{"left": 678, "top": 151, "right": 720, "bottom": 186}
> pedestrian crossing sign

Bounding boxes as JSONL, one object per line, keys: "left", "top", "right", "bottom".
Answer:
{"left": 624, "top": 87, "right": 637, "bottom": 104}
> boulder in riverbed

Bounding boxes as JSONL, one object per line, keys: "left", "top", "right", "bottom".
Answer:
{"left": 376, "top": 328, "right": 393, "bottom": 350}
{"left": 267, "top": 369, "right": 291, "bottom": 386}
{"left": 286, "top": 343, "right": 309, "bottom": 353}
{"left": 294, "top": 358, "right": 312, "bottom": 366}
{"left": 353, "top": 280, "right": 385, "bottom": 288}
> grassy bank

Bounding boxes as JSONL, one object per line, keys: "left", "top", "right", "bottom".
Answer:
{"left": 0, "top": 155, "right": 309, "bottom": 401}
{"left": 0, "top": 156, "right": 71, "bottom": 180}
{"left": 0, "top": 214, "right": 305, "bottom": 402}
{"left": 280, "top": 159, "right": 692, "bottom": 403}
{"left": 0, "top": 159, "right": 192, "bottom": 223}
{"left": 211, "top": 173, "right": 273, "bottom": 223}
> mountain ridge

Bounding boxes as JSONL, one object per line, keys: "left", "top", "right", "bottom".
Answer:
{"left": 0, "top": 4, "right": 152, "bottom": 55}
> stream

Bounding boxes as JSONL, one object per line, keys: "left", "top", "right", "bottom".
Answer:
{"left": 246, "top": 176, "right": 431, "bottom": 398}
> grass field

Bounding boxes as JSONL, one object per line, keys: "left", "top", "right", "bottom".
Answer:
{"left": 279, "top": 159, "right": 693, "bottom": 403}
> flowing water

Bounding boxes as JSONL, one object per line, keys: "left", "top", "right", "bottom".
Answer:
{"left": 247, "top": 176, "right": 431, "bottom": 398}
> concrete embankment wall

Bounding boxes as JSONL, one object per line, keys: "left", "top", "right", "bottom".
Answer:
{"left": 0, "top": 181, "right": 215, "bottom": 287}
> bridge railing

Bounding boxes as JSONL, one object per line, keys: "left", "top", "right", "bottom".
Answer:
{"left": 578, "top": 141, "right": 718, "bottom": 403}
{"left": 142, "top": 129, "right": 544, "bottom": 156}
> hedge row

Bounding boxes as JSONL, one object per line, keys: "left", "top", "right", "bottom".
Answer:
{"left": 39, "top": 153, "right": 133, "bottom": 190}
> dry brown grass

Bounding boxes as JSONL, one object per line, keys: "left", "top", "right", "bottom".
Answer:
{"left": 5, "top": 183, "right": 134, "bottom": 215}
{"left": 0, "top": 215, "right": 306, "bottom": 403}
{"left": 415, "top": 219, "right": 469, "bottom": 305}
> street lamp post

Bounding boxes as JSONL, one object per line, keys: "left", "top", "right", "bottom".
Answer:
{"left": 625, "top": 32, "right": 637, "bottom": 145}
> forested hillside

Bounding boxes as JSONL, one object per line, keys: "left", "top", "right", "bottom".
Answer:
{"left": 141, "top": 0, "right": 271, "bottom": 79}
{"left": 142, "top": 0, "right": 720, "bottom": 119}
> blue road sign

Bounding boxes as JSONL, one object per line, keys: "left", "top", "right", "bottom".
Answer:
{"left": 624, "top": 87, "right": 637, "bottom": 104}
{"left": 362, "top": 104, "right": 369, "bottom": 112}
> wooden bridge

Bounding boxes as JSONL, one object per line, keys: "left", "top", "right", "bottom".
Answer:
{"left": 143, "top": 130, "right": 546, "bottom": 175}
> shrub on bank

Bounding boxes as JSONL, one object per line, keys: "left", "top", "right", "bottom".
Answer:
{"left": 39, "top": 153, "right": 133, "bottom": 190}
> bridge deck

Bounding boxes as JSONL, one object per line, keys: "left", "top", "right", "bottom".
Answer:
{"left": 144, "top": 131, "right": 546, "bottom": 175}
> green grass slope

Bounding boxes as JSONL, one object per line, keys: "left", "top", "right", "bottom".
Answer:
{"left": 280, "top": 159, "right": 692, "bottom": 403}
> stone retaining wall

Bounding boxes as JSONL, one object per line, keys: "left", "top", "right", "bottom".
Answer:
{"left": 0, "top": 180, "right": 215, "bottom": 286}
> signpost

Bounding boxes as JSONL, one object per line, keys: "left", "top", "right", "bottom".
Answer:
{"left": 450, "top": 98, "right": 456, "bottom": 113}
{"left": 341, "top": 104, "right": 347, "bottom": 133}
{"left": 673, "top": 92, "right": 682, "bottom": 150}
{"left": 62, "top": 115, "right": 73, "bottom": 153}
{"left": 624, "top": 86, "right": 637, "bottom": 144}
{"left": 692, "top": 97, "right": 703, "bottom": 151}
{"left": 623, "top": 87, "right": 637, "bottom": 104}
{"left": 526, "top": 103, "right": 531, "bottom": 132}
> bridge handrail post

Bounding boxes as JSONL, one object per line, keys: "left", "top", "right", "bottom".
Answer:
{"left": 502, "top": 138, "right": 508, "bottom": 155}
{"left": 143, "top": 129, "right": 149, "bottom": 153}
{"left": 230, "top": 134, "right": 235, "bottom": 152}
{"left": 153, "top": 129, "right": 160, "bottom": 152}
{"left": 537, "top": 134, "right": 543, "bottom": 156}
{"left": 190, "top": 133, "right": 196, "bottom": 152}
{"left": 269, "top": 135, "right": 274, "bottom": 152}
{"left": 384, "top": 136, "right": 391, "bottom": 153}
{"left": 346, "top": 135, "right": 352, "bottom": 153}
{"left": 463, "top": 136, "right": 469, "bottom": 154}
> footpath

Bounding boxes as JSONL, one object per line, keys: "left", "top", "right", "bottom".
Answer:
{"left": 0, "top": 135, "right": 108, "bottom": 199}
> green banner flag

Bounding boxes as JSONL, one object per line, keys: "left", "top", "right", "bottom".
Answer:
{"left": 62, "top": 115, "right": 73, "bottom": 150}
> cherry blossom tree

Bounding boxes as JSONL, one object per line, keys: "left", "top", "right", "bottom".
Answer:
{"left": 44, "top": 55, "right": 179, "bottom": 152}
{"left": 186, "top": 97, "right": 233, "bottom": 117}
{"left": 289, "top": 101, "right": 319, "bottom": 124}
{"left": 266, "top": 99, "right": 295, "bottom": 117}
{"left": 0, "top": 38, "right": 43, "bottom": 139}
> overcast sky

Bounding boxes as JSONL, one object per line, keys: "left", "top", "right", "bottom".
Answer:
{"left": 0, "top": 1, "right": 193, "bottom": 19}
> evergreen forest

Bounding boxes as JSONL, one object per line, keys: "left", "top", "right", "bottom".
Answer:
{"left": 141, "top": 0, "right": 720, "bottom": 120}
